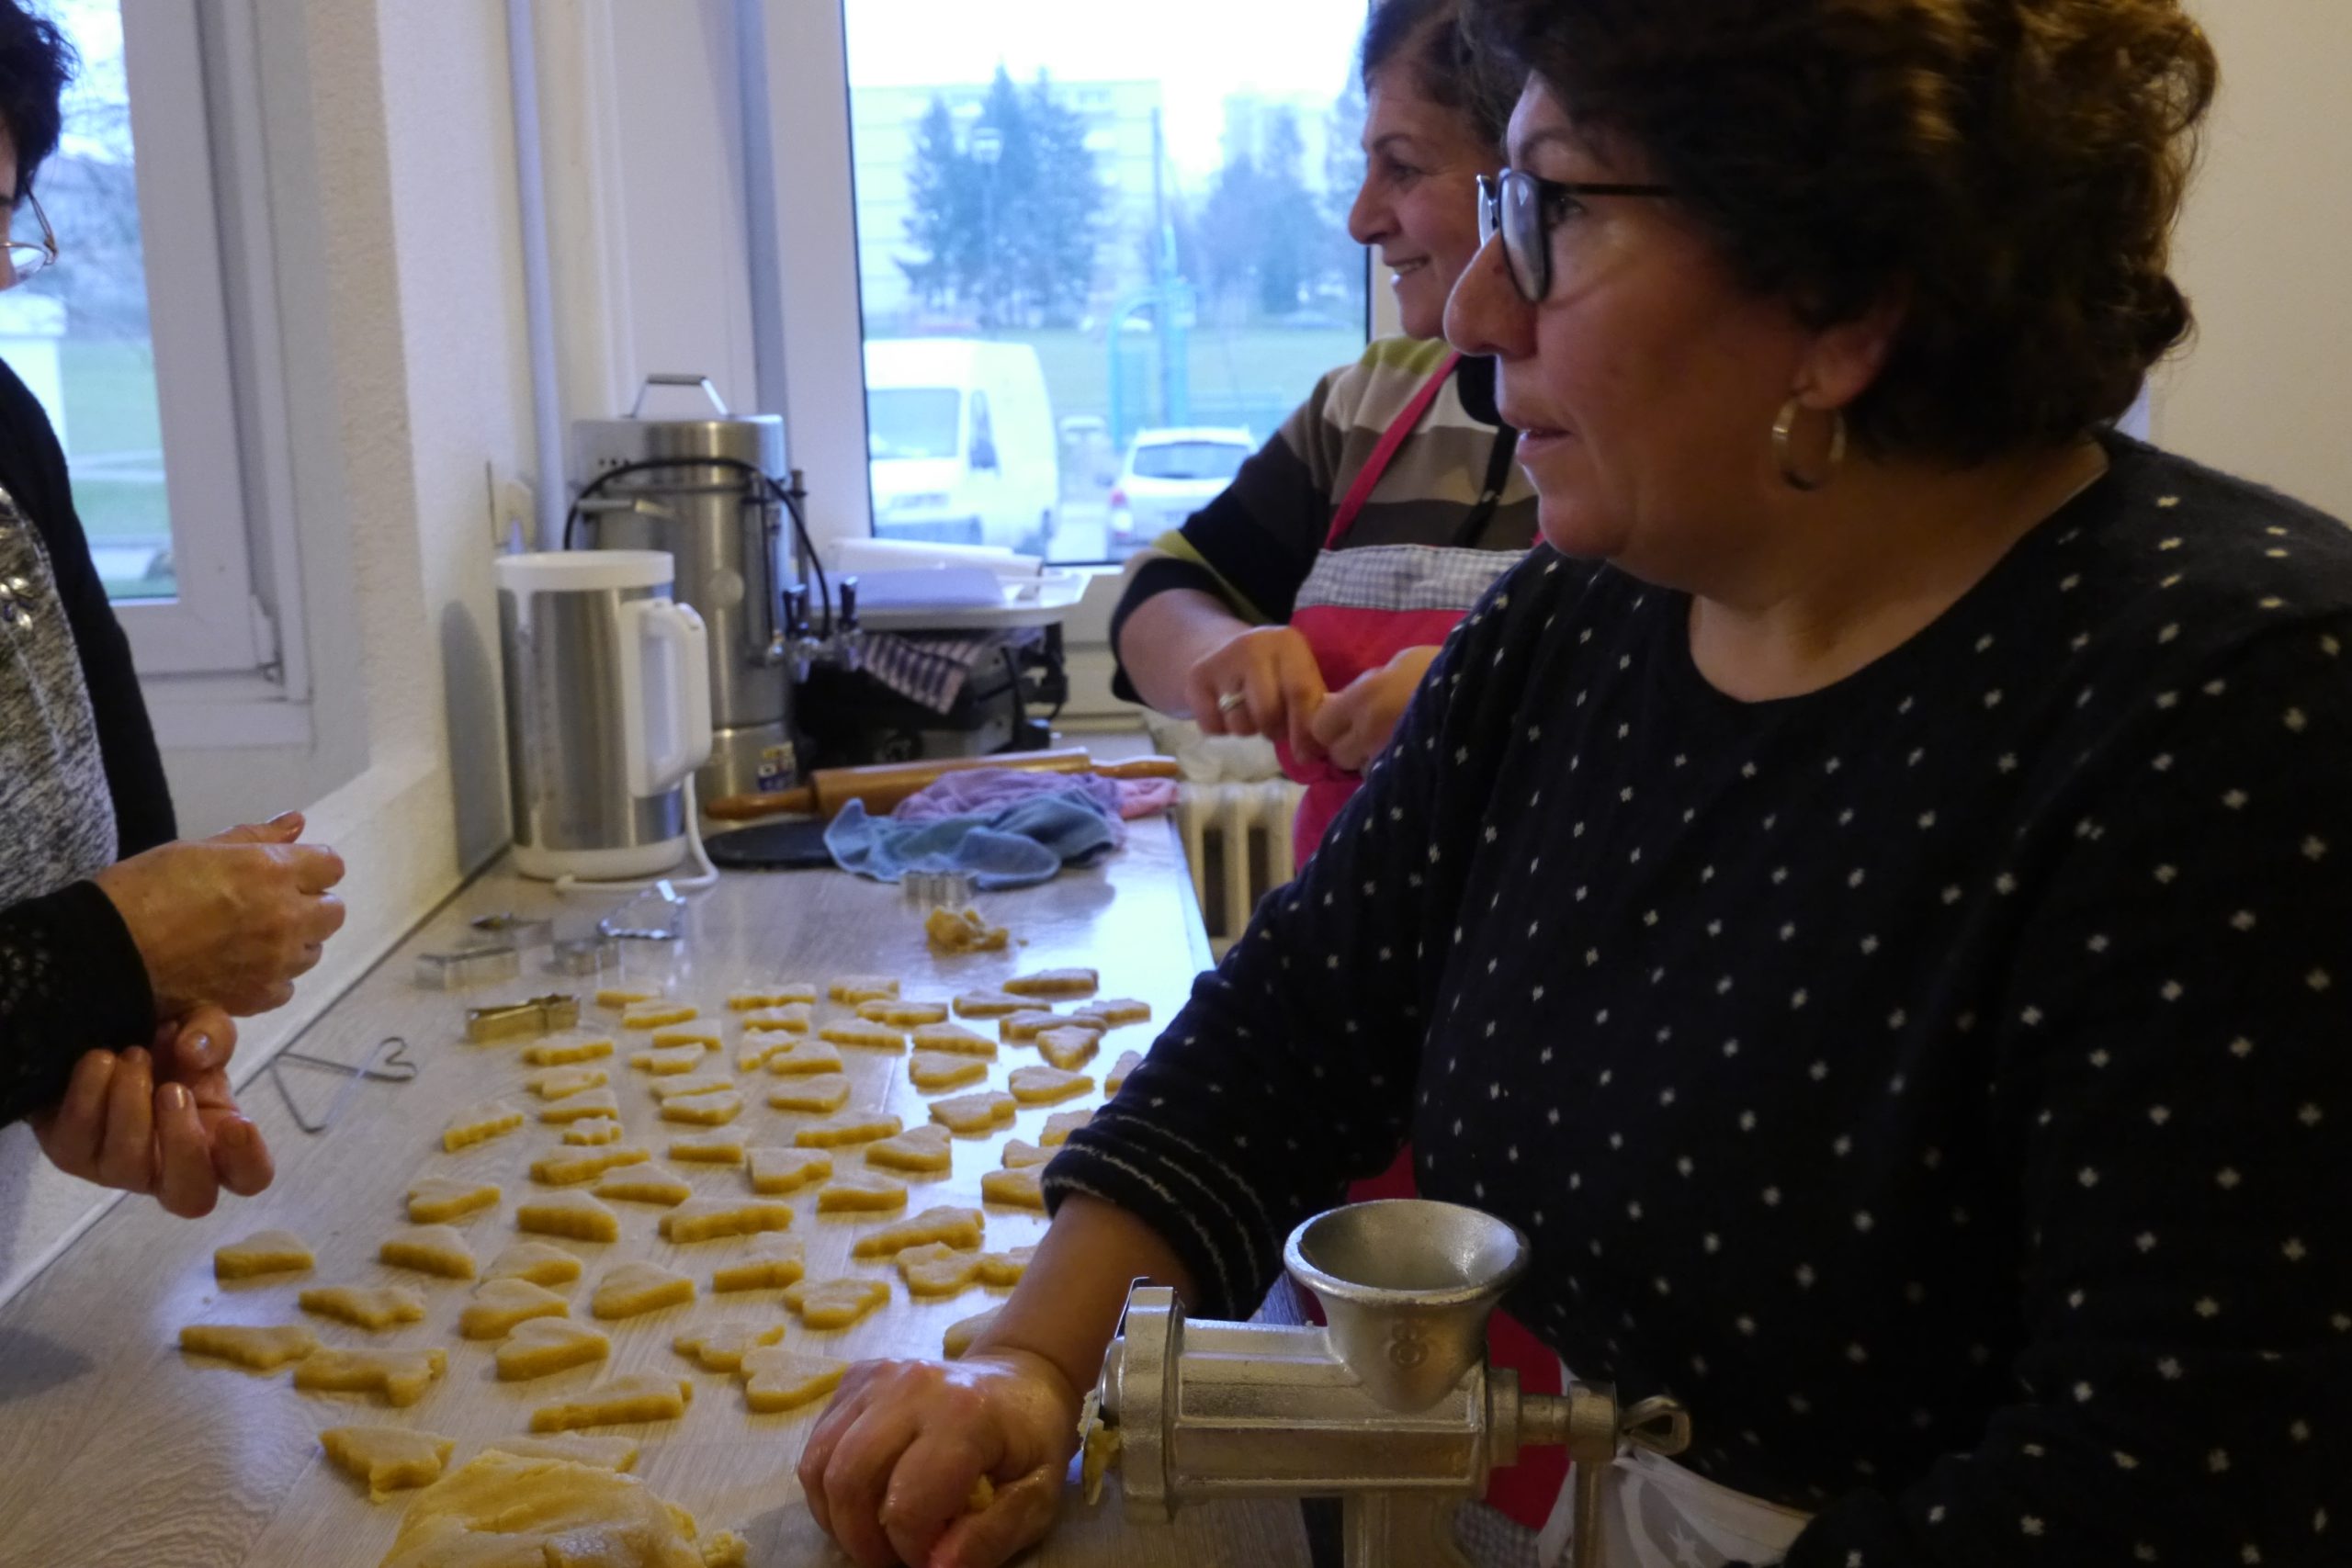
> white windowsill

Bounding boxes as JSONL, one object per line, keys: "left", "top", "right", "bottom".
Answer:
{"left": 141, "top": 670, "right": 313, "bottom": 748}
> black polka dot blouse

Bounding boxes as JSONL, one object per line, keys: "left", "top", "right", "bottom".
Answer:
{"left": 1046, "top": 434, "right": 2351, "bottom": 1566}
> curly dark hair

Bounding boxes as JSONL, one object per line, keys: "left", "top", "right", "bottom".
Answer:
{"left": 1363, "top": 0, "right": 1511, "bottom": 152}
{"left": 0, "top": 0, "right": 76, "bottom": 200}
{"left": 1464, "top": 0, "right": 2218, "bottom": 462}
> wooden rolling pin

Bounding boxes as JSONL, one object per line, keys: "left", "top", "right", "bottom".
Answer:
{"left": 705, "top": 748, "right": 1182, "bottom": 822}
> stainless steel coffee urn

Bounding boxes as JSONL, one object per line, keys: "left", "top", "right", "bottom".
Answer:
{"left": 571, "top": 375, "right": 798, "bottom": 805}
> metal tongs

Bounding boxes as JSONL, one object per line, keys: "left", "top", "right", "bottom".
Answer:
{"left": 463, "top": 994, "right": 582, "bottom": 1043}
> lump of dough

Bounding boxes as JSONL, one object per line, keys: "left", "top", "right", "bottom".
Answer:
{"left": 590, "top": 1261, "right": 696, "bottom": 1320}
{"left": 740, "top": 1346, "right": 848, "bottom": 1414}
{"left": 322, "top": 1425, "right": 455, "bottom": 1503}
{"left": 851, "top": 1204, "right": 983, "bottom": 1258}
{"left": 300, "top": 1284, "right": 428, "bottom": 1331}
{"left": 494, "top": 1317, "right": 610, "bottom": 1382}
{"left": 484, "top": 1240, "right": 584, "bottom": 1287}
{"left": 528, "top": 1371, "right": 693, "bottom": 1431}
{"left": 459, "top": 1277, "right": 571, "bottom": 1339}
{"left": 294, "top": 1346, "right": 447, "bottom": 1407}
{"left": 212, "top": 1228, "right": 314, "bottom": 1280}
{"left": 374, "top": 1450, "right": 725, "bottom": 1568}
{"left": 379, "top": 1224, "right": 478, "bottom": 1280}
{"left": 177, "top": 1322, "right": 317, "bottom": 1370}
{"left": 923, "top": 905, "right": 1008, "bottom": 953}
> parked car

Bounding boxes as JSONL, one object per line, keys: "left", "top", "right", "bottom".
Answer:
{"left": 1108, "top": 426, "right": 1255, "bottom": 547}
{"left": 865, "top": 338, "right": 1060, "bottom": 553}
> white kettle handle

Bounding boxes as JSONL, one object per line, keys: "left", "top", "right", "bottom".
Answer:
{"left": 617, "top": 597, "right": 714, "bottom": 798}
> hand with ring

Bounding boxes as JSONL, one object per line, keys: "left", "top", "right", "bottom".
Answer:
{"left": 1183, "top": 625, "right": 1329, "bottom": 762}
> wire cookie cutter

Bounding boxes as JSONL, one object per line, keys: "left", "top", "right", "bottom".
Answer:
{"left": 267, "top": 1036, "right": 418, "bottom": 1135}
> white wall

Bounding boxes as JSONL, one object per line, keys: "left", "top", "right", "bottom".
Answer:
{"left": 0, "top": 0, "right": 531, "bottom": 1306}
{"left": 2151, "top": 3, "right": 2352, "bottom": 523}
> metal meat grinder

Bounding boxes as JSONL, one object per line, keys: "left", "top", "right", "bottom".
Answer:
{"left": 1088, "top": 1200, "right": 1691, "bottom": 1568}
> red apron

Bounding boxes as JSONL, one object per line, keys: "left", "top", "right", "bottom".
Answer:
{"left": 1274, "top": 354, "right": 1568, "bottom": 1532}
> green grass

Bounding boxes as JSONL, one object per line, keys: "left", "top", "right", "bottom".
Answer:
{"left": 58, "top": 338, "right": 165, "bottom": 457}
{"left": 992, "top": 326, "right": 1363, "bottom": 441}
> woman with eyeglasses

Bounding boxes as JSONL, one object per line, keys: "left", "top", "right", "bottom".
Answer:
{"left": 805, "top": 4, "right": 2349, "bottom": 1565}
{"left": 2, "top": 2, "right": 345, "bottom": 1220}
{"left": 1111, "top": 0, "right": 1536, "bottom": 865}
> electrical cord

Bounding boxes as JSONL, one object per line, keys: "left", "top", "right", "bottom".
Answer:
{"left": 548, "top": 771, "right": 720, "bottom": 897}
{"left": 565, "top": 456, "right": 833, "bottom": 634}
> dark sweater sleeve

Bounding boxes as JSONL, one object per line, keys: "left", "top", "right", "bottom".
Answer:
{"left": 0, "top": 358, "right": 175, "bottom": 856}
{"left": 1048, "top": 555, "right": 1551, "bottom": 1314}
{"left": 0, "top": 878, "right": 159, "bottom": 1127}
{"left": 1773, "top": 620, "right": 2352, "bottom": 1566}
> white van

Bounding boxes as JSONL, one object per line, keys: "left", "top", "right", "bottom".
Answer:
{"left": 865, "top": 338, "right": 1060, "bottom": 553}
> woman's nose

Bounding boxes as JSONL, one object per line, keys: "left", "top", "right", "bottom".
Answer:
{"left": 1445, "top": 233, "right": 1531, "bottom": 360}
{"left": 1347, "top": 180, "right": 1390, "bottom": 247}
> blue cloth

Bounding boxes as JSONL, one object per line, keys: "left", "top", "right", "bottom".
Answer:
{"left": 823, "top": 788, "right": 1121, "bottom": 890}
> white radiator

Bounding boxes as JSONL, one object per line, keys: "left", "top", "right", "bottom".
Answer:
{"left": 1173, "top": 781, "right": 1306, "bottom": 958}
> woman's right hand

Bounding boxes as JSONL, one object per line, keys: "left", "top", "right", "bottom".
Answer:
{"left": 1183, "top": 624, "right": 1330, "bottom": 764}
{"left": 92, "top": 812, "right": 347, "bottom": 1018}
{"left": 799, "top": 1347, "right": 1080, "bottom": 1568}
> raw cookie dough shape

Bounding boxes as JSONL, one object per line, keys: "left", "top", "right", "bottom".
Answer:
{"left": 951, "top": 988, "right": 1026, "bottom": 1019}
{"left": 909, "top": 1021, "right": 998, "bottom": 1057}
{"left": 528, "top": 1371, "right": 694, "bottom": 1431}
{"left": 668, "top": 1130, "right": 748, "bottom": 1164}
{"left": 590, "top": 1261, "right": 696, "bottom": 1320}
{"left": 494, "top": 1317, "right": 611, "bottom": 1381}
{"left": 1105, "top": 1049, "right": 1143, "bottom": 1094}
{"left": 321, "top": 1425, "right": 455, "bottom": 1503}
{"left": 595, "top": 987, "right": 663, "bottom": 1009}
{"left": 659, "top": 1089, "right": 745, "bottom": 1125}
{"left": 729, "top": 983, "right": 816, "bottom": 1010}
{"left": 1073, "top": 998, "right": 1152, "bottom": 1029}
{"left": 856, "top": 998, "right": 949, "bottom": 1027}
{"left": 405, "top": 1177, "right": 503, "bottom": 1224}
{"left": 897, "top": 1243, "right": 1032, "bottom": 1298}
{"left": 659, "top": 1197, "right": 795, "bottom": 1244}
{"left": 529, "top": 1145, "right": 651, "bottom": 1187}
{"left": 710, "top": 1236, "right": 807, "bottom": 1292}
{"left": 793, "top": 1110, "right": 903, "bottom": 1147}
{"left": 851, "top": 1204, "right": 984, "bottom": 1258}
{"left": 379, "top": 1224, "right": 478, "bottom": 1280}
{"left": 526, "top": 1066, "right": 608, "bottom": 1100}
{"left": 537, "top": 1087, "right": 621, "bottom": 1124}
{"left": 741, "top": 1003, "right": 814, "bottom": 1035}
{"left": 671, "top": 1320, "right": 786, "bottom": 1372}
{"left": 619, "top": 1002, "right": 699, "bottom": 1030}
{"left": 943, "top": 1307, "right": 1001, "bottom": 1359}
{"left": 476, "top": 1432, "right": 638, "bottom": 1471}
{"left": 648, "top": 1027, "right": 721, "bottom": 1052}
{"left": 177, "top": 1322, "right": 318, "bottom": 1370}
{"left": 761, "top": 1038, "right": 842, "bottom": 1076}
{"left": 740, "top": 1346, "right": 849, "bottom": 1413}
{"left": 1008, "top": 1065, "right": 1093, "bottom": 1105}
{"left": 929, "top": 1089, "right": 1018, "bottom": 1134}
{"left": 745, "top": 1146, "right": 831, "bottom": 1195}
{"left": 782, "top": 1277, "right": 890, "bottom": 1330}
{"left": 459, "top": 1277, "right": 571, "bottom": 1338}
{"left": 300, "top": 1284, "right": 429, "bottom": 1331}
{"left": 1040, "top": 1108, "right": 1093, "bottom": 1146}
{"left": 213, "top": 1228, "right": 315, "bottom": 1280}
{"left": 649, "top": 1071, "right": 736, "bottom": 1101}
{"left": 443, "top": 1100, "right": 526, "bottom": 1152}
{"left": 827, "top": 976, "right": 899, "bottom": 1004}
{"left": 1001, "top": 1138, "right": 1050, "bottom": 1169}
{"left": 907, "top": 1051, "right": 988, "bottom": 1092}
{"left": 521, "top": 1035, "right": 615, "bottom": 1066}
{"left": 995, "top": 1010, "right": 1073, "bottom": 1043}
{"left": 865, "top": 1123, "right": 954, "bottom": 1173}
{"left": 981, "top": 1167, "right": 1046, "bottom": 1211}
{"left": 561, "top": 1116, "right": 626, "bottom": 1146}
{"left": 294, "top": 1346, "right": 447, "bottom": 1407}
{"left": 485, "top": 1241, "right": 584, "bottom": 1287}
{"left": 765, "top": 1073, "right": 851, "bottom": 1114}
{"left": 514, "top": 1190, "right": 622, "bottom": 1243}
{"left": 817, "top": 1021, "right": 905, "bottom": 1053}
{"left": 735, "top": 1037, "right": 787, "bottom": 1072}
{"left": 628, "top": 1043, "right": 707, "bottom": 1076}
{"left": 1035, "top": 1027, "right": 1100, "bottom": 1071}
{"left": 375, "top": 1450, "right": 728, "bottom": 1568}
{"left": 816, "top": 1169, "right": 909, "bottom": 1213}
{"left": 1003, "top": 967, "right": 1099, "bottom": 998}
{"left": 593, "top": 1167, "right": 695, "bottom": 1207}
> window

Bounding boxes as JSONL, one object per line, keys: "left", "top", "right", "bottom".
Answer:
{"left": 840, "top": 0, "right": 1373, "bottom": 565}
{"left": 19, "top": 0, "right": 279, "bottom": 680}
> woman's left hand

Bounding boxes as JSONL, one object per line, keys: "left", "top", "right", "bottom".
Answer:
{"left": 1306, "top": 645, "right": 1442, "bottom": 773}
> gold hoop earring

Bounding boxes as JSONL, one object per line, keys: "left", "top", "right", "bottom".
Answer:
{"left": 1772, "top": 399, "right": 1848, "bottom": 492}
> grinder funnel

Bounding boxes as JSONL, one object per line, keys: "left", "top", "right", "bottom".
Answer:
{"left": 1283, "top": 1200, "right": 1528, "bottom": 1413}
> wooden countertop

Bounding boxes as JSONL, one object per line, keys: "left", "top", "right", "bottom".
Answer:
{"left": 0, "top": 820, "right": 1306, "bottom": 1568}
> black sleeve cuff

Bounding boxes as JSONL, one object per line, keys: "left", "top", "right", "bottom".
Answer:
{"left": 0, "top": 879, "right": 159, "bottom": 1127}
{"left": 1108, "top": 556, "right": 1232, "bottom": 706}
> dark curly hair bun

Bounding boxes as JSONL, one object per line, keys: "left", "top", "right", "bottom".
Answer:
{"left": 1465, "top": 0, "right": 2219, "bottom": 462}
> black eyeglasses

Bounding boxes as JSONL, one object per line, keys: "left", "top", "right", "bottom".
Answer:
{"left": 3, "top": 189, "right": 58, "bottom": 286}
{"left": 1476, "top": 170, "right": 1673, "bottom": 302}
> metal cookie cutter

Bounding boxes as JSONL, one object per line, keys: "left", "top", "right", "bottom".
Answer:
{"left": 598, "top": 881, "right": 689, "bottom": 942}
{"left": 267, "top": 1036, "right": 418, "bottom": 1135}
{"left": 413, "top": 942, "right": 522, "bottom": 990}
{"left": 464, "top": 994, "right": 581, "bottom": 1043}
